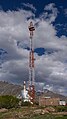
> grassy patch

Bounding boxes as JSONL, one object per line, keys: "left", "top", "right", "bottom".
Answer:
{"left": 55, "top": 115, "right": 67, "bottom": 119}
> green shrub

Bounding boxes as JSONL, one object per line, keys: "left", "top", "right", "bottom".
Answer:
{"left": 0, "top": 95, "right": 19, "bottom": 109}
{"left": 21, "top": 101, "right": 31, "bottom": 106}
{"left": 55, "top": 106, "right": 67, "bottom": 112}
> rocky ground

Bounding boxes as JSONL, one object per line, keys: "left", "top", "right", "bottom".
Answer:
{"left": 0, "top": 106, "right": 67, "bottom": 119}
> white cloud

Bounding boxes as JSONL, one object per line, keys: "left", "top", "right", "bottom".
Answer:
{"left": 40, "top": 3, "right": 58, "bottom": 23}
{"left": 0, "top": 3, "right": 67, "bottom": 96}
{"left": 22, "top": 3, "right": 36, "bottom": 12}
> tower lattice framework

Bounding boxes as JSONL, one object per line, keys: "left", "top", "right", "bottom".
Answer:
{"left": 28, "top": 22, "right": 35, "bottom": 104}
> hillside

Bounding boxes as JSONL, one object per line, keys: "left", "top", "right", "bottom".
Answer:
{"left": 36, "top": 90, "right": 67, "bottom": 103}
{"left": 43, "top": 89, "right": 67, "bottom": 102}
{"left": 0, "top": 81, "right": 22, "bottom": 96}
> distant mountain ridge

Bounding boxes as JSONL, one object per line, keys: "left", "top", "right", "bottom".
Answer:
{"left": 0, "top": 81, "right": 67, "bottom": 103}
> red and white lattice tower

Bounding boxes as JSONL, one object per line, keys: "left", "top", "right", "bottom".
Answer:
{"left": 28, "top": 22, "right": 35, "bottom": 104}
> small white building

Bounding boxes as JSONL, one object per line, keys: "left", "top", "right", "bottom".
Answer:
{"left": 59, "top": 101, "right": 66, "bottom": 106}
{"left": 21, "top": 81, "right": 29, "bottom": 102}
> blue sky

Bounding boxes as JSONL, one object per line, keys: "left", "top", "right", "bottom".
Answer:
{"left": 0, "top": 0, "right": 67, "bottom": 96}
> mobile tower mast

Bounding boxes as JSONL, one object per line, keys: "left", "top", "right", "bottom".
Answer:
{"left": 28, "top": 22, "right": 35, "bottom": 104}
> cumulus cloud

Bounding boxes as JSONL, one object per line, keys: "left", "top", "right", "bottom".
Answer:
{"left": 0, "top": 3, "right": 67, "bottom": 96}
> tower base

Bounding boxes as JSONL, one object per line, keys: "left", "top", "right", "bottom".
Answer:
{"left": 28, "top": 85, "right": 35, "bottom": 104}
